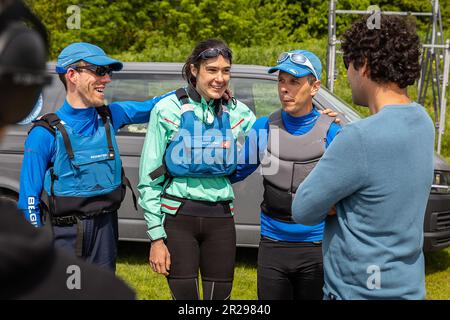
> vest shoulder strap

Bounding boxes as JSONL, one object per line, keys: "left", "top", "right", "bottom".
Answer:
{"left": 30, "top": 113, "right": 76, "bottom": 161}
{"left": 96, "top": 106, "right": 115, "bottom": 159}
{"left": 96, "top": 105, "right": 112, "bottom": 120}
{"left": 148, "top": 88, "right": 192, "bottom": 184}
{"left": 149, "top": 88, "right": 188, "bottom": 182}
{"left": 28, "top": 113, "right": 61, "bottom": 136}
{"left": 311, "top": 113, "right": 335, "bottom": 137}
{"left": 265, "top": 110, "right": 335, "bottom": 160}
{"left": 268, "top": 109, "right": 285, "bottom": 130}
{"left": 175, "top": 88, "right": 190, "bottom": 105}
{"left": 268, "top": 109, "right": 282, "bottom": 123}
{"left": 176, "top": 87, "right": 225, "bottom": 116}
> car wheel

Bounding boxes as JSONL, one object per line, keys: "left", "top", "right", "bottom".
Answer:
{"left": 0, "top": 192, "right": 18, "bottom": 208}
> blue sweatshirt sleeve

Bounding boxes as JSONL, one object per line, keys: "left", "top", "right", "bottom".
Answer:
{"left": 292, "top": 124, "right": 367, "bottom": 226}
{"left": 108, "top": 91, "right": 174, "bottom": 130}
{"left": 229, "top": 117, "right": 269, "bottom": 184}
{"left": 18, "top": 126, "right": 55, "bottom": 227}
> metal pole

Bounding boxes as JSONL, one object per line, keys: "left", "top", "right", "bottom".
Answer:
{"left": 430, "top": 0, "right": 442, "bottom": 151}
{"left": 431, "top": 0, "right": 437, "bottom": 55}
{"left": 422, "top": 44, "right": 450, "bottom": 49}
{"left": 437, "top": 0, "right": 444, "bottom": 46}
{"left": 437, "top": 40, "right": 450, "bottom": 154}
{"left": 418, "top": 15, "right": 433, "bottom": 100}
{"left": 435, "top": 52, "right": 442, "bottom": 118}
{"left": 334, "top": 10, "right": 432, "bottom": 16}
{"left": 430, "top": 59, "right": 439, "bottom": 131}
{"left": 421, "top": 55, "right": 431, "bottom": 105}
{"left": 326, "top": 0, "right": 337, "bottom": 92}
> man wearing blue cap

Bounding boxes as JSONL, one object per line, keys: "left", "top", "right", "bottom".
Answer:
{"left": 229, "top": 50, "right": 341, "bottom": 299}
{"left": 18, "top": 42, "right": 168, "bottom": 272}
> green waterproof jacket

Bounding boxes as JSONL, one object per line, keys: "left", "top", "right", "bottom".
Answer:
{"left": 138, "top": 87, "right": 256, "bottom": 241}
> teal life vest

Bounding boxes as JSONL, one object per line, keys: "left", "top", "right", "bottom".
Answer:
{"left": 159, "top": 88, "right": 238, "bottom": 178}
{"left": 31, "top": 107, "right": 135, "bottom": 219}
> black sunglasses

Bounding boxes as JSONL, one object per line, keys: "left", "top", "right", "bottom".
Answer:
{"left": 73, "top": 64, "right": 114, "bottom": 77}
{"left": 196, "top": 48, "right": 232, "bottom": 61}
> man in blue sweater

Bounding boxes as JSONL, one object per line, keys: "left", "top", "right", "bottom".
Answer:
{"left": 230, "top": 50, "right": 340, "bottom": 299}
{"left": 18, "top": 42, "right": 167, "bottom": 272}
{"left": 292, "top": 16, "right": 435, "bottom": 299}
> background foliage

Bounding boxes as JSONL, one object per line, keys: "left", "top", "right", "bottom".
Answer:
{"left": 27, "top": 0, "right": 450, "bottom": 59}
{"left": 27, "top": 0, "right": 450, "bottom": 157}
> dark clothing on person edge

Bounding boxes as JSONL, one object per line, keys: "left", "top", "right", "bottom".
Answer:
{"left": 0, "top": 201, "right": 135, "bottom": 300}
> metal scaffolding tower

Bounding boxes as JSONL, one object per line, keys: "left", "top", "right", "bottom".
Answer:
{"left": 326, "top": 0, "right": 450, "bottom": 154}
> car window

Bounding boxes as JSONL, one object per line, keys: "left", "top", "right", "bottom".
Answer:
{"left": 104, "top": 74, "right": 185, "bottom": 134}
{"left": 229, "top": 77, "right": 280, "bottom": 118}
{"left": 105, "top": 74, "right": 184, "bottom": 102}
{"left": 251, "top": 80, "right": 279, "bottom": 118}
{"left": 316, "top": 88, "right": 362, "bottom": 123}
{"left": 108, "top": 74, "right": 280, "bottom": 134}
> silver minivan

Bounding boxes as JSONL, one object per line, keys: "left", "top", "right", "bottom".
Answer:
{"left": 1, "top": 62, "right": 449, "bottom": 251}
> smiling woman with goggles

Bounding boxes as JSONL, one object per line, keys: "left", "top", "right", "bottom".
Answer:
{"left": 277, "top": 52, "right": 319, "bottom": 80}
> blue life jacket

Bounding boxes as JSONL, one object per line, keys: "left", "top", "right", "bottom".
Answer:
{"left": 163, "top": 88, "right": 237, "bottom": 178}
{"left": 32, "top": 107, "right": 134, "bottom": 219}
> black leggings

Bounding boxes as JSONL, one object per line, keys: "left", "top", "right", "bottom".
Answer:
{"left": 164, "top": 214, "right": 236, "bottom": 300}
{"left": 257, "top": 237, "right": 324, "bottom": 300}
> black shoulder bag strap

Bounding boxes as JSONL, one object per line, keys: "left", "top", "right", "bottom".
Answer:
{"left": 97, "top": 106, "right": 115, "bottom": 159}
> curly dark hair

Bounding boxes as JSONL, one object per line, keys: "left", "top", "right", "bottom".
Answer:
{"left": 341, "top": 15, "right": 421, "bottom": 88}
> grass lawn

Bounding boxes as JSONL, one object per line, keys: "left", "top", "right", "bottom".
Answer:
{"left": 425, "top": 247, "right": 450, "bottom": 299}
{"left": 116, "top": 243, "right": 258, "bottom": 300}
{"left": 116, "top": 242, "right": 449, "bottom": 300}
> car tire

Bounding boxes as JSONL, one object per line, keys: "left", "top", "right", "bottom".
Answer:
{"left": 0, "top": 192, "right": 18, "bottom": 208}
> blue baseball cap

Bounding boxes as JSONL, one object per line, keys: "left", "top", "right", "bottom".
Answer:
{"left": 55, "top": 42, "right": 123, "bottom": 74}
{"left": 268, "top": 49, "right": 322, "bottom": 80}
